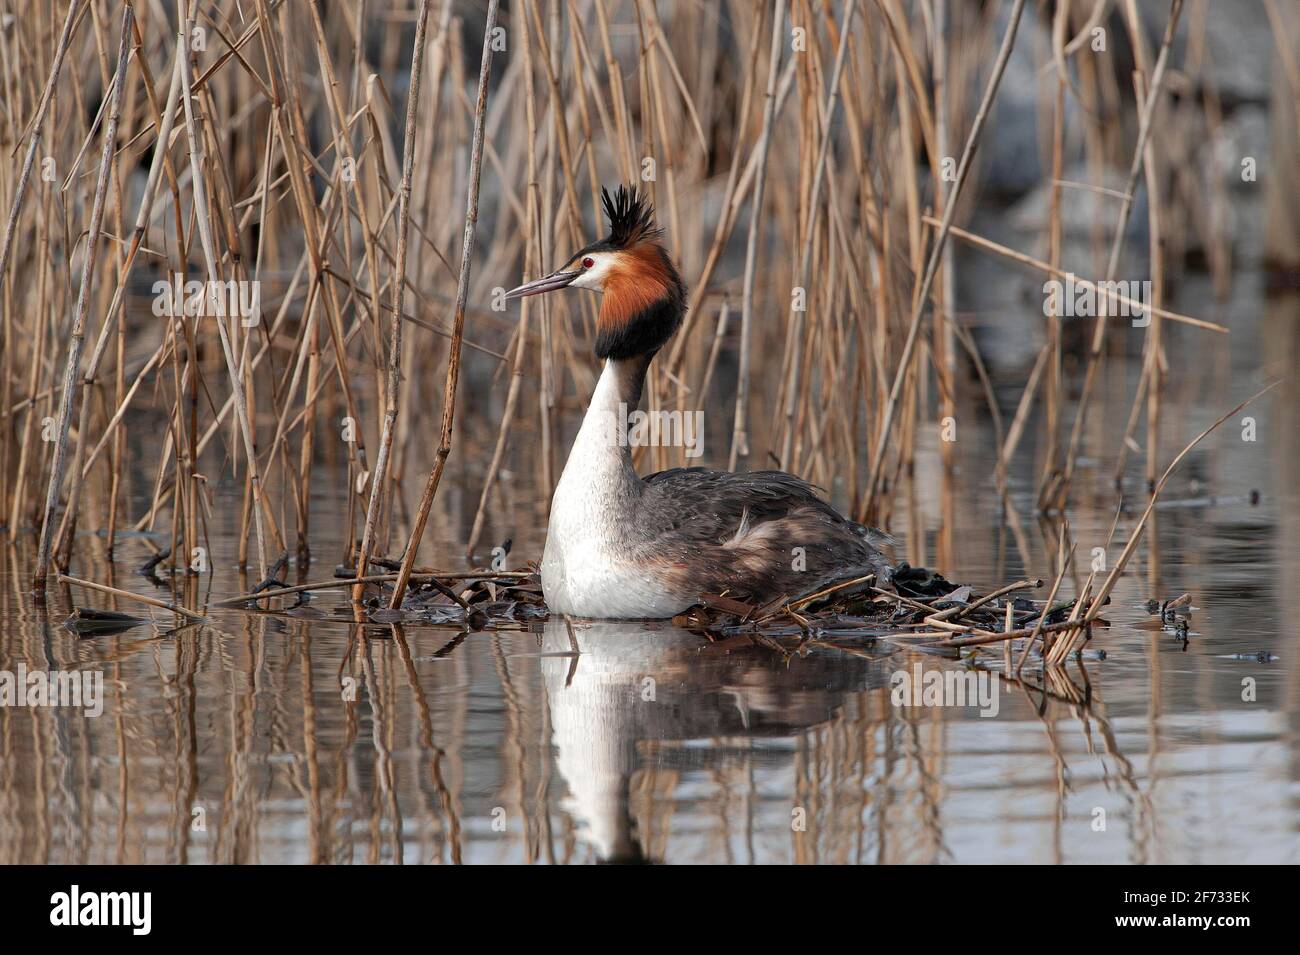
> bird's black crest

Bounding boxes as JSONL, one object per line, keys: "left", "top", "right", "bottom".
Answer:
{"left": 601, "top": 185, "right": 659, "bottom": 248}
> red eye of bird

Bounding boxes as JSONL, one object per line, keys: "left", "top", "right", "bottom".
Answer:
{"left": 582, "top": 256, "right": 595, "bottom": 269}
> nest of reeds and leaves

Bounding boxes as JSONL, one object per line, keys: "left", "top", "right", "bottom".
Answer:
{"left": 67, "top": 542, "right": 1210, "bottom": 686}
{"left": 212, "top": 556, "right": 1093, "bottom": 671}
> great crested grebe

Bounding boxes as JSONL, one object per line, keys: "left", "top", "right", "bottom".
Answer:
{"left": 506, "top": 185, "right": 892, "bottom": 619}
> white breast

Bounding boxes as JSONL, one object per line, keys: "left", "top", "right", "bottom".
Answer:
{"left": 541, "top": 537, "right": 690, "bottom": 618}
{"left": 540, "top": 361, "right": 693, "bottom": 619}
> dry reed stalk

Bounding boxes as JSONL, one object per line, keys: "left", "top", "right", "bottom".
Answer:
{"left": 58, "top": 572, "right": 203, "bottom": 621}
{"left": 352, "top": 0, "right": 438, "bottom": 601}
{"left": 863, "top": 0, "right": 1026, "bottom": 517}
{"left": 175, "top": 0, "right": 271, "bottom": 581}
{"left": 525, "top": 1, "right": 559, "bottom": 496}
{"left": 663, "top": 10, "right": 764, "bottom": 383}
{"left": 926, "top": 218, "right": 1227, "bottom": 333}
{"left": 1003, "top": 599, "right": 1013, "bottom": 671}
{"left": 463, "top": 8, "right": 552, "bottom": 557}
{"left": 1049, "top": 0, "right": 1186, "bottom": 510}
{"left": 464, "top": 287, "right": 531, "bottom": 558}
{"left": 53, "top": 38, "right": 187, "bottom": 565}
{"left": 777, "top": 0, "right": 857, "bottom": 470}
{"left": 730, "top": 0, "right": 785, "bottom": 472}
{"left": 388, "top": 0, "right": 501, "bottom": 607}
{"left": 301, "top": 1, "right": 386, "bottom": 561}
{"left": 1082, "top": 382, "right": 1279, "bottom": 622}
{"left": 0, "top": 0, "right": 84, "bottom": 301}
{"left": 32, "top": 3, "right": 132, "bottom": 593}
{"left": 1040, "top": 5, "right": 1066, "bottom": 500}
{"left": 1123, "top": 66, "right": 1171, "bottom": 500}
{"left": 933, "top": 0, "right": 958, "bottom": 494}
{"left": 1016, "top": 521, "right": 1072, "bottom": 674}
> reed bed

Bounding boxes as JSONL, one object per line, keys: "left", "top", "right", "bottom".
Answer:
{"left": 0, "top": 0, "right": 1281, "bottom": 668}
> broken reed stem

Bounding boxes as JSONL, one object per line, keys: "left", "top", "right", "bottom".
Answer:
{"left": 890, "top": 615, "right": 1094, "bottom": 648}
{"left": 925, "top": 577, "right": 1042, "bottom": 624}
{"left": 1047, "top": 578, "right": 1092, "bottom": 667}
{"left": 58, "top": 573, "right": 205, "bottom": 621}
{"left": 925, "top": 613, "right": 1097, "bottom": 649}
{"left": 388, "top": 0, "right": 500, "bottom": 609}
{"left": 864, "top": 0, "right": 1026, "bottom": 515}
{"left": 784, "top": 571, "right": 875, "bottom": 614}
{"left": 1081, "top": 381, "right": 1280, "bottom": 621}
{"left": 1003, "top": 600, "right": 1014, "bottom": 670}
{"left": 1016, "top": 522, "right": 1071, "bottom": 674}
{"left": 925, "top": 218, "right": 1227, "bottom": 334}
{"left": 32, "top": 3, "right": 132, "bottom": 594}
{"left": 354, "top": 0, "right": 437, "bottom": 603}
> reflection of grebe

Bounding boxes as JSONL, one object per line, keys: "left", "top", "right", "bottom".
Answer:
{"left": 507, "top": 187, "right": 892, "bottom": 619}
{"left": 538, "top": 618, "right": 893, "bottom": 863}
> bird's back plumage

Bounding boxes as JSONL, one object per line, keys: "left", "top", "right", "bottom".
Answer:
{"left": 631, "top": 467, "right": 892, "bottom": 605}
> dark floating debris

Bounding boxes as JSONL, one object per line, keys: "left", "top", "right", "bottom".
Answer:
{"left": 224, "top": 557, "right": 548, "bottom": 630}
{"left": 63, "top": 608, "right": 150, "bottom": 637}
{"left": 137, "top": 548, "right": 171, "bottom": 576}
{"left": 251, "top": 553, "right": 291, "bottom": 594}
{"left": 1146, "top": 592, "right": 1195, "bottom": 619}
{"left": 1141, "top": 592, "right": 1200, "bottom": 644}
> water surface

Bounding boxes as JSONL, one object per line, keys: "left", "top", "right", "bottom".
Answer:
{"left": 1, "top": 282, "right": 1295, "bottom": 865}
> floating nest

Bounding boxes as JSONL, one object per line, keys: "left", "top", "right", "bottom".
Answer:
{"left": 669, "top": 564, "right": 1100, "bottom": 664}
{"left": 60, "top": 550, "right": 1217, "bottom": 674}
{"left": 231, "top": 558, "right": 1114, "bottom": 668}
{"left": 37, "top": 548, "right": 1216, "bottom": 678}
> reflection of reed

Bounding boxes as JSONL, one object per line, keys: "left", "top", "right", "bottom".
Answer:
{"left": 999, "top": 658, "right": 1152, "bottom": 864}
{"left": 1269, "top": 291, "right": 1300, "bottom": 816}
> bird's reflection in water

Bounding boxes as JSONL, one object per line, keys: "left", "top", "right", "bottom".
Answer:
{"left": 537, "top": 617, "right": 896, "bottom": 863}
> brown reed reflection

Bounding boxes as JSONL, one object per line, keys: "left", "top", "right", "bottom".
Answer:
{"left": 0, "top": 440, "right": 1294, "bottom": 868}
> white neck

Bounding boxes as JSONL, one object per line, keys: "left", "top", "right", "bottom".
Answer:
{"left": 542, "top": 357, "right": 692, "bottom": 618}
{"left": 566, "top": 359, "right": 636, "bottom": 483}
